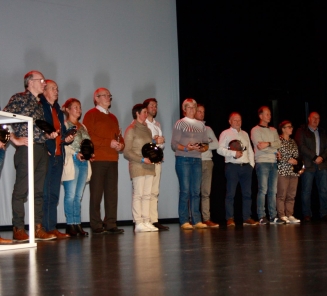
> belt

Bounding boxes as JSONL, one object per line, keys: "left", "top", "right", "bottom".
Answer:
{"left": 34, "top": 142, "right": 46, "bottom": 147}
{"left": 227, "top": 162, "right": 249, "bottom": 166}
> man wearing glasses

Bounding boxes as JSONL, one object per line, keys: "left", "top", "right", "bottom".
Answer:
{"left": 3, "top": 70, "right": 57, "bottom": 241}
{"left": 83, "top": 88, "right": 125, "bottom": 234}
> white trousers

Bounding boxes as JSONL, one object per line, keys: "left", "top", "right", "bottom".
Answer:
{"left": 132, "top": 175, "right": 154, "bottom": 224}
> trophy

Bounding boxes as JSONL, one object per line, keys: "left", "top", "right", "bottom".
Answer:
{"left": 0, "top": 125, "right": 10, "bottom": 145}
{"left": 35, "top": 119, "right": 56, "bottom": 134}
{"left": 142, "top": 143, "right": 164, "bottom": 164}
{"left": 64, "top": 125, "right": 77, "bottom": 138}
{"left": 292, "top": 158, "right": 305, "bottom": 175}
{"left": 228, "top": 140, "right": 246, "bottom": 159}
{"left": 115, "top": 128, "right": 122, "bottom": 143}
{"left": 80, "top": 139, "right": 94, "bottom": 160}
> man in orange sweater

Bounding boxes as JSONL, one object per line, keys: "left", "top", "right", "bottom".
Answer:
{"left": 83, "top": 88, "right": 125, "bottom": 234}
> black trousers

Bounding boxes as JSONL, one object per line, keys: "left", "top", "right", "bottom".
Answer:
{"left": 12, "top": 144, "right": 48, "bottom": 229}
{"left": 89, "top": 161, "right": 118, "bottom": 230}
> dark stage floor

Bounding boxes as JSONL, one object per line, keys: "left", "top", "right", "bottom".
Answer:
{"left": 0, "top": 223, "right": 326, "bottom": 296}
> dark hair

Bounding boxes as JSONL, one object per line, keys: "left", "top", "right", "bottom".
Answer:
{"left": 132, "top": 103, "right": 146, "bottom": 119}
{"left": 143, "top": 98, "right": 157, "bottom": 107}
{"left": 197, "top": 103, "right": 204, "bottom": 108}
{"left": 278, "top": 120, "right": 292, "bottom": 134}
{"left": 258, "top": 106, "right": 270, "bottom": 116}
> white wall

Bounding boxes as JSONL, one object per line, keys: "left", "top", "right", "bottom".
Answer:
{"left": 0, "top": 0, "right": 180, "bottom": 225}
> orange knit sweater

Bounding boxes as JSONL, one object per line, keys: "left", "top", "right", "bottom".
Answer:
{"left": 83, "top": 108, "right": 123, "bottom": 161}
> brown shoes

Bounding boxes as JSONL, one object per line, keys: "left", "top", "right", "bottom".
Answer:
{"left": 227, "top": 218, "right": 236, "bottom": 226}
{"left": 181, "top": 222, "right": 193, "bottom": 230}
{"left": 35, "top": 224, "right": 56, "bottom": 241}
{"left": 0, "top": 236, "right": 13, "bottom": 244}
{"left": 13, "top": 227, "right": 29, "bottom": 242}
{"left": 243, "top": 219, "right": 259, "bottom": 225}
{"left": 203, "top": 220, "right": 219, "bottom": 228}
{"left": 193, "top": 222, "right": 208, "bottom": 229}
{"left": 47, "top": 229, "right": 70, "bottom": 239}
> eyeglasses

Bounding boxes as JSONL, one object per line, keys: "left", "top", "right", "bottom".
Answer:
{"left": 97, "top": 94, "right": 112, "bottom": 101}
{"left": 283, "top": 125, "right": 293, "bottom": 129}
{"left": 31, "top": 78, "right": 46, "bottom": 83}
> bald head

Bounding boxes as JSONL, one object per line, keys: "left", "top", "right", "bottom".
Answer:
{"left": 308, "top": 112, "right": 320, "bottom": 130}
{"left": 43, "top": 80, "right": 58, "bottom": 105}
{"left": 93, "top": 87, "right": 112, "bottom": 109}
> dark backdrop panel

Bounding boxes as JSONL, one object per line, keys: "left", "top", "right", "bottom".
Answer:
{"left": 176, "top": 0, "right": 327, "bottom": 222}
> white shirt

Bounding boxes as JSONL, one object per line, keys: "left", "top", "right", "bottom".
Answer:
{"left": 145, "top": 118, "right": 164, "bottom": 149}
{"left": 217, "top": 127, "right": 255, "bottom": 167}
{"left": 96, "top": 105, "right": 109, "bottom": 114}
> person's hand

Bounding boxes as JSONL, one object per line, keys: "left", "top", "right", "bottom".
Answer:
{"left": 11, "top": 136, "right": 28, "bottom": 146}
{"left": 64, "top": 134, "right": 75, "bottom": 143}
{"left": 46, "top": 131, "right": 59, "bottom": 140}
{"left": 189, "top": 143, "right": 202, "bottom": 151}
{"left": 111, "top": 139, "right": 119, "bottom": 149}
{"left": 89, "top": 154, "right": 95, "bottom": 162}
{"left": 0, "top": 142, "right": 6, "bottom": 149}
{"left": 235, "top": 151, "right": 243, "bottom": 158}
{"left": 288, "top": 158, "right": 298, "bottom": 165}
{"left": 276, "top": 151, "right": 281, "bottom": 160}
{"left": 154, "top": 135, "right": 165, "bottom": 144}
{"left": 77, "top": 152, "right": 85, "bottom": 161}
{"left": 315, "top": 156, "right": 323, "bottom": 165}
{"left": 115, "top": 143, "right": 124, "bottom": 152}
{"left": 143, "top": 157, "right": 152, "bottom": 164}
{"left": 257, "top": 142, "right": 269, "bottom": 150}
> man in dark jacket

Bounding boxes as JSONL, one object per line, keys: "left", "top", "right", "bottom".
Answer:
{"left": 40, "top": 80, "right": 72, "bottom": 238}
{"left": 295, "top": 112, "right": 327, "bottom": 222}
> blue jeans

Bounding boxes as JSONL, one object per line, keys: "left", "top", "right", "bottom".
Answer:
{"left": 256, "top": 162, "right": 278, "bottom": 219}
{"left": 301, "top": 167, "right": 327, "bottom": 217}
{"left": 225, "top": 163, "right": 253, "bottom": 220}
{"left": 175, "top": 156, "right": 202, "bottom": 225}
{"left": 63, "top": 154, "right": 88, "bottom": 224}
{"left": 42, "top": 155, "right": 63, "bottom": 231}
{"left": 0, "top": 148, "right": 5, "bottom": 171}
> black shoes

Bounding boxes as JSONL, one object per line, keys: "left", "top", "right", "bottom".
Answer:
{"left": 66, "top": 224, "right": 89, "bottom": 236}
{"left": 107, "top": 227, "right": 124, "bottom": 234}
{"left": 75, "top": 224, "right": 89, "bottom": 236}
{"left": 153, "top": 222, "right": 169, "bottom": 231}
{"left": 66, "top": 224, "right": 78, "bottom": 236}
{"left": 92, "top": 227, "right": 107, "bottom": 234}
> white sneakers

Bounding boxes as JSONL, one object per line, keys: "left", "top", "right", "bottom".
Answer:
{"left": 280, "top": 216, "right": 301, "bottom": 224}
{"left": 144, "top": 222, "right": 159, "bottom": 232}
{"left": 135, "top": 222, "right": 159, "bottom": 233}
{"left": 288, "top": 216, "right": 301, "bottom": 223}
{"left": 280, "top": 216, "right": 290, "bottom": 224}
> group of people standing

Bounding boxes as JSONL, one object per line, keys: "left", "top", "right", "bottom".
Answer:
{"left": 172, "top": 99, "right": 327, "bottom": 230}
{"left": 1, "top": 70, "right": 327, "bottom": 243}
{"left": 0, "top": 70, "right": 169, "bottom": 243}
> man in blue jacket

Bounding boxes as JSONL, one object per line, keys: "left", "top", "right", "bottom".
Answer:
{"left": 40, "top": 79, "right": 72, "bottom": 238}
